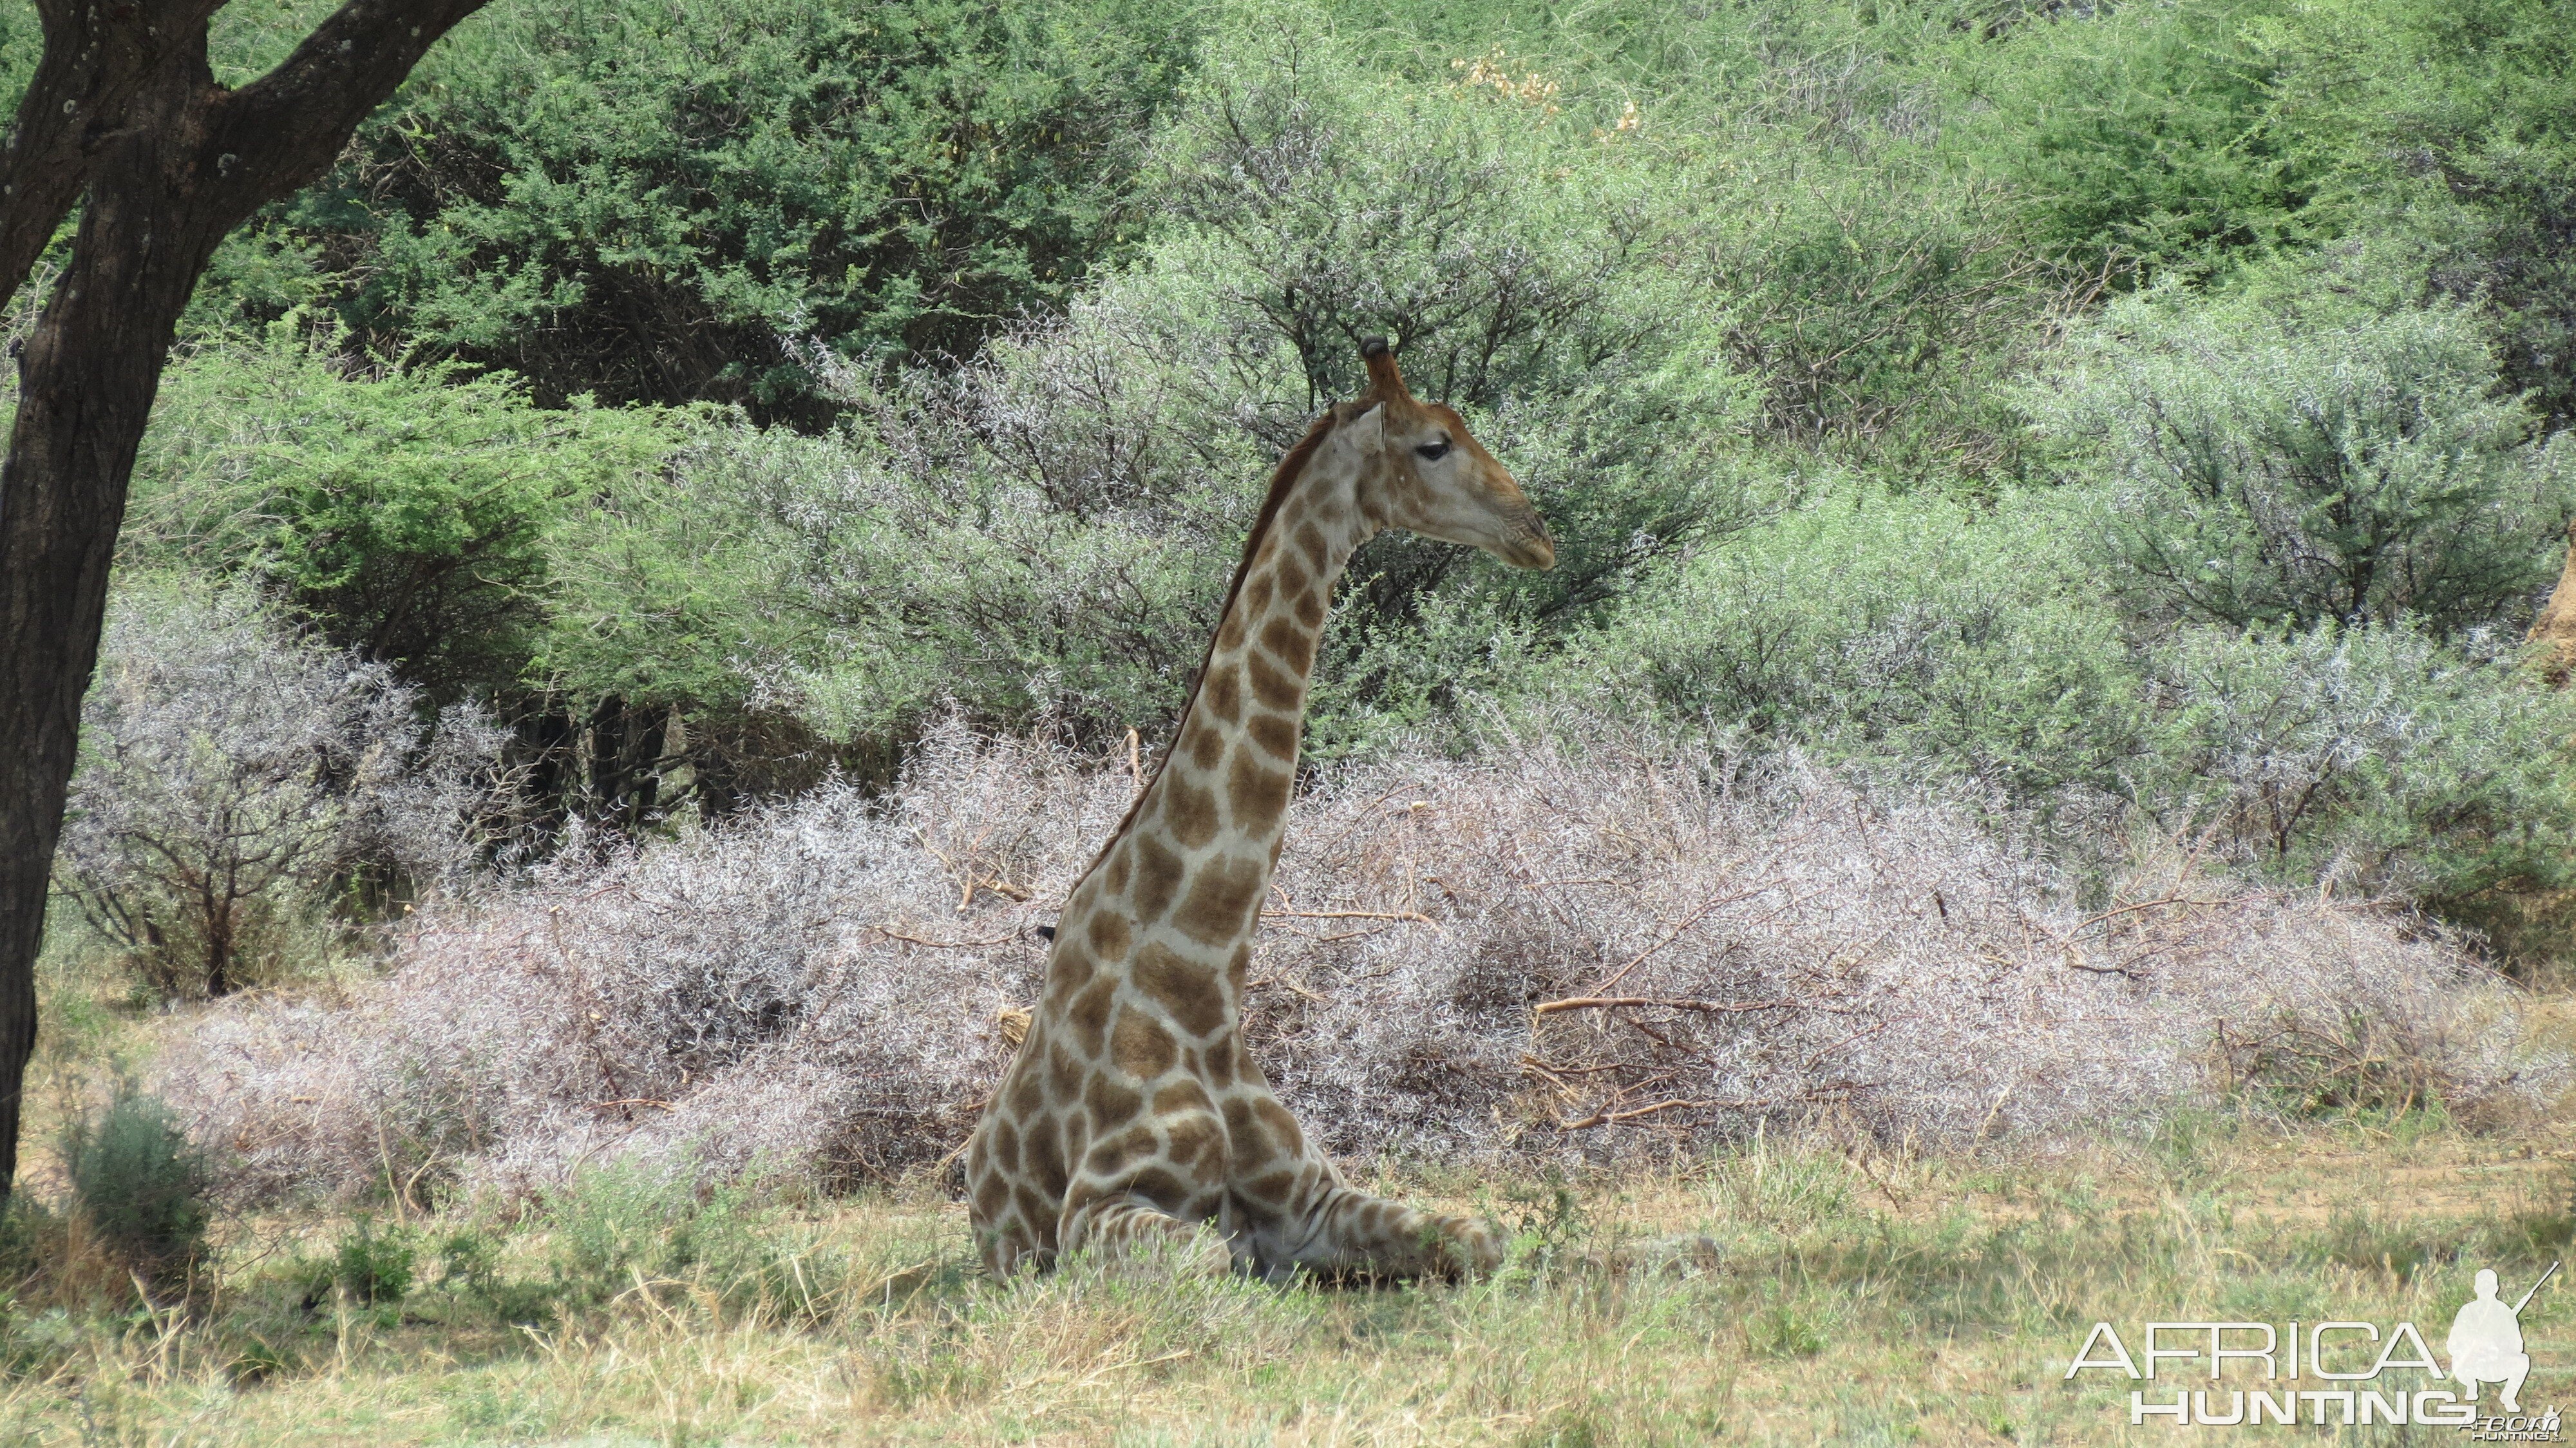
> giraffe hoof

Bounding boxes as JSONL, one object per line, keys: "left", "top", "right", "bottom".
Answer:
{"left": 1431, "top": 1215, "right": 1505, "bottom": 1278}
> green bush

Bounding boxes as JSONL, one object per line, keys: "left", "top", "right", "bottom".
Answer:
{"left": 2260, "top": 0, "right": 2576, "bottom": 428}
{"left": 125, "top": 329, "right": 687, "bottom": 701}
{"left": 545, "top": 15, "right": 1759, "bottom": 756}
{"left": 433, "top": 1223, "right": 558, "bottom": 1327}
{"left": 1950, "top": 0, "right": 2310, "bottom": 276}
{"left": 2029, "top": 287, "right": 2576, "bottom": 638}
{"left": 542, "top": 1165, "right": 771, "bottom": 1314}
{"left": 204, "top": 0, "right": 1201, "bottom": 412}
{"left": 538, "top": 415, "right": 1237, "bottom": 751}
{"left": 2147, "top": 619, "right": 2576, "bottom": 902}
{"left": 1571, "top": 486, "right": 2148, "bottom": 811}
{"left": 330, "top": 1218, "right": 417, "bottom": 1307}
{"left": 61, "top": 1087, "right": 214, "bottom": 1287}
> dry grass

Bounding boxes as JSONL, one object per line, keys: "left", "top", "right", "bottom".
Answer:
{"left": 1, "top": 1114, "right": 2571, "bottom": 1445}
{"left": 154, "top": 718, "right": 2557, "bottom": 1211}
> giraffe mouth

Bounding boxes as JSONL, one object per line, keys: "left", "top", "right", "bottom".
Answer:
{"left": 1497, "top": 517, "right": 1556, "bottom": 571}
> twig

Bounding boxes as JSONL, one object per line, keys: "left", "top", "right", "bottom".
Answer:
{"left": 1247, "top": 973, "right": 1329, "bottom": 1003}
{"left": 1586, "top": 890, "right": 1756, "bottom": 994}
{"left": 1848, "top": 1150, "right": 1908, "bottom": 1210}
{"left": 1535, "top": 995, "right": 1796, "bottom": 1017}
{"left": 877, "top": 924, "right": 1028, "bottom": 949}
{"left": 2069, "top": 896, "right": 2222, "bottom": 932}
{"left": 1557, "top": 1097, "right": 1774, "bottom": 1130}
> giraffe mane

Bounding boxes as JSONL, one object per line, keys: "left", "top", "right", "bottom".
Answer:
{"left": 1081, "top": 405, "right": 1345, "bottom": 873}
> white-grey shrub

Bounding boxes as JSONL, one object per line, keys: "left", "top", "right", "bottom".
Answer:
{"left": 2147, "top": 619, "right": 2576, "bottom": 900}
{"left": 158, "top": 716, "right": 2555, "bottom": 1205}
{"left": 56, "top": 575, "right": 509, "bottom": 996}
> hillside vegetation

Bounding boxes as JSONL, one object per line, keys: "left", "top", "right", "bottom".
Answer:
{"left": 5, "top": 0, "right": 2576, "bottom": 1433}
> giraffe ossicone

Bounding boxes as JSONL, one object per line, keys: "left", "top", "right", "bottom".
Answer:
{"left": 965, "top": 337, "right": 1555, "bottom": 1281}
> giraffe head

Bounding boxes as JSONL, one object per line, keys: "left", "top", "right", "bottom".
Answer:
{"left": 1337, "top": 337, "right": 1555, "bottom": 570}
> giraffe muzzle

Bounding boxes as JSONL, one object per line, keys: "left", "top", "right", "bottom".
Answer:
{"left": 1501, "top": 512, "right": 1556, "bottom": 571}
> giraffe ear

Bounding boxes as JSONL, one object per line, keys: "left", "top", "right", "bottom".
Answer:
{"left": 1340, "top": 401, "right": 1387, "bottom": 454}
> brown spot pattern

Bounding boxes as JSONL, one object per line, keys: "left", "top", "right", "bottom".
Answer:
{"left": 1247, "top": 652, "right": 1300, "bottom": 712}
{"left": 1084, "top": 1074, "right": 1142, "bottom": 1130}
{"left": 1174, "top": 855, "right": 1264, "bottom": 947}
{"left": 1204, "top": 663, "right": 1243, "bottom": 722}
{"left": 1133, "top": 835, "right": 1184, "bottom": 920}
{"left": 1110, "top": 1007, "right": 1179, "bottom": 1078}
{"left": 1296, "top": 524, "right": 1329, "bottom": 570}
{"left": 1085, "top": 913, "right": 1129, "bottom": 961}
{"left": 1134, "top": 942, "right": 1227, "bottom": 1037}
{"left": 1068, "top": 977, "right": 1117, "bottom": 1056}
{"left": 1227, "top": 752, "right": 1289, "bottom": 833}
{"left": 1260, "top": 615, "right": 1314, "bottom": 672}
{"left": 1247, "top": 713, "right": 1296, "bottom": 759}
{"left": 1162, "top": 776, "right": 1219, "bottom": 849}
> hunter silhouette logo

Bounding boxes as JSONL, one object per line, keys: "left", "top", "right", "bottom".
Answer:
{"left": 2452, "top": 1263, "right": 2555, "bottom": 1415}
{"left": 2064, "top": 1261, "right": 2561, "bottom": 1433}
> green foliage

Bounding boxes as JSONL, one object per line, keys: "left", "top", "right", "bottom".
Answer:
{"left": 127, "top": 328, "right": 687, "bottom": 699}
{"left": 434, "top": 1223, "right": 558, "bottom": 1326}
{"left": 540, "top": 414, "right": 1239, "bottom": 747}
{"left": 1544, "top": 473, "right": 2576, "bottom": 906}
{"left": 27, "top": 0, "right": 2575, "bottom": 929}
{"left": 2149, "top": 620, "right": 2576, "bottom": 900}
{"left": 2259, "top": 0, "right": 2576, "bottom": 427}
{"left": 1692, "top": 148, "right": 2050, "bottom": 468}
{"left": 221, "top": 0, "right": 1200, "bottom": 412}
{"left": 1150, "top": 14, "right": 1670, "bottom": 410}
{"left": 542, "top": 1165, "right": 774, "bottom": 1314}
{"left": 1953, "top": 0, "right": 2311, "bottom": 275}
{"left": 61, "top": 1086, "right": 214, "bottom": 1286}
{"left": 329, "top": 1218, "right": 418, "bottom": 1307}
{"left": 1140, "top": 11, "right": 1757, "bottom": 615}
{"left": 542, "top": 20, "right": 1759, "bottom": 754}
{"left": 2030, "top": 287, "right": 2576, "bottom": 638}
{"left": 1577, "top": 486, "right": 2148, "bottom": 809}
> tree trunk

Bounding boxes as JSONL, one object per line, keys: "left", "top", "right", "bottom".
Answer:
{"left": 0, "top": 0, "right": 492, "bottom": 1199}
{"left": 0, "top": 55, "right": 227, "bottom": 1197}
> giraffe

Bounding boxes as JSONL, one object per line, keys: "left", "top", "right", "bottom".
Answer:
{"left": 965, "top": 338, "right": 1554, "bottom": 1281}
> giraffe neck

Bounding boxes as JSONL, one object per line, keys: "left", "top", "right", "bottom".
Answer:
{"left": 1150, "top": 468, "right": 1371, "bottom": 872}
{"left": 1061, "top": 452, "right": 1376, "bottom": 1015}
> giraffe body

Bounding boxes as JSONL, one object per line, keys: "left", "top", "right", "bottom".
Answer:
{"left": 965, "top": 340, "right": 1553, "bottom": 1280}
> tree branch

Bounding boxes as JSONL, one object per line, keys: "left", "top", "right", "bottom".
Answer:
{"left": 0, "top": 0, "right": 224, "bottom": 310}
{"left": 216, "top": 0, "right": 493, "bottom": 213}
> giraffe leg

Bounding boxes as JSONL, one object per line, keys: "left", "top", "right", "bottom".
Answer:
{"left": 1229, "top": 1143, "right": 1500, "bottom": 1281}
{"left": 1225, "top": 1083, "right": 1501, "bottom": 1282}
{"left": 1261, "top": 1175, "right": 1501, "bottom": 1282}
{"left": 967, "top": 1125, "right": 1048, "bottom": 1277}
{"left": 1058, "top": 1191, "right": 1235, "bottom": 1276}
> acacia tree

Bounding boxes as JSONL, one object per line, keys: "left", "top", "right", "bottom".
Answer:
{"left": 0, "top": 0, "right": 491, "bottom": 1196}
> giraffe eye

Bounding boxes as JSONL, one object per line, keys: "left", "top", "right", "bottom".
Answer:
{"left": 1414, "top": 440, "right": 1451, "bottom": 461}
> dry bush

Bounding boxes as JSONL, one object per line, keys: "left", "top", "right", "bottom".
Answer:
{"left": 160, "top": 717, "right": 2558, "bottom": 1206}
{"left": 59, "top": 576, "right": 515, "bottom": 998}
{"left": 1267, "top": 730, "right": 2551, "bottom": 1158}
{"left": 160, "top": 719, "right": 1129, "bottom": 1206}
